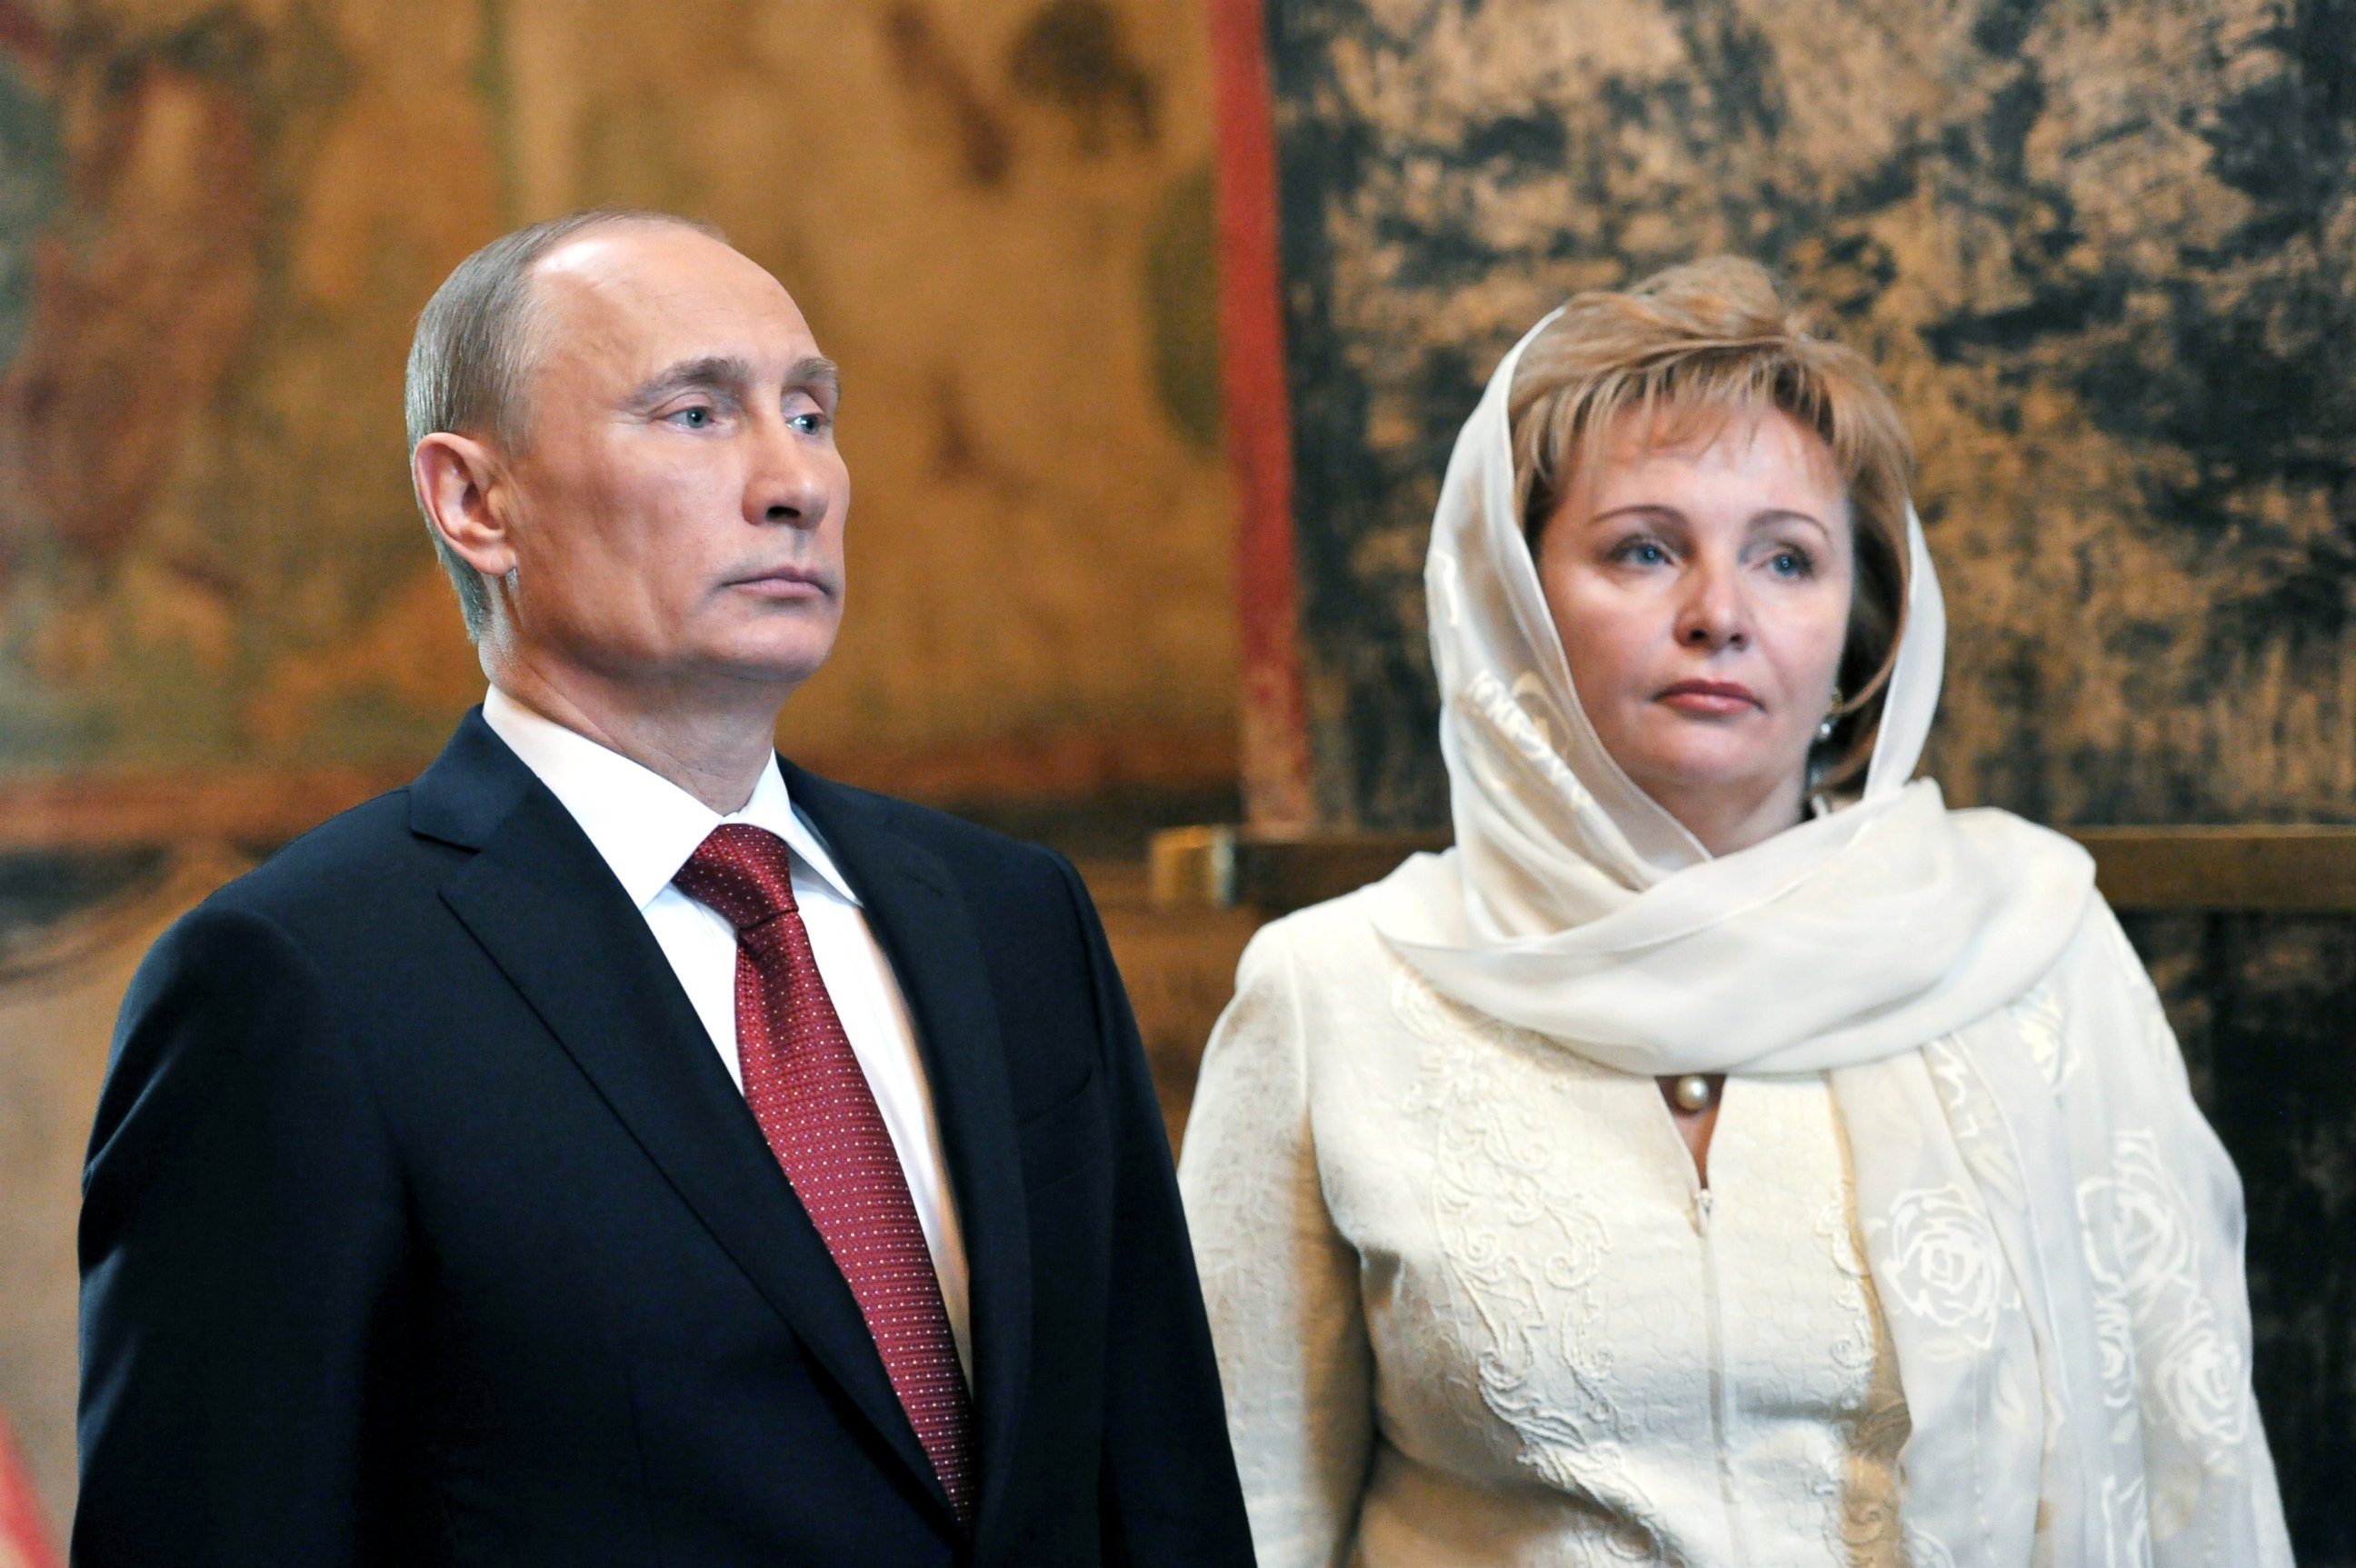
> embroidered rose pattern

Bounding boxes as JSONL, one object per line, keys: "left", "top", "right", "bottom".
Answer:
{"left": 1875, "top": 1184, "right": 2003, "bottom": 1352}
{"left": 2078, "top": 1131, "right": 2251, "bottom": 1457}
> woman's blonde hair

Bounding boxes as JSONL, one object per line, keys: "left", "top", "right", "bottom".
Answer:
{"left": 1509, "top": 256, "right": 1914, "bottom": 791}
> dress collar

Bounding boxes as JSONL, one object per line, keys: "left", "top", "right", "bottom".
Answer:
{"left": 480, "top": 685, "right": 861, "bottom": 912}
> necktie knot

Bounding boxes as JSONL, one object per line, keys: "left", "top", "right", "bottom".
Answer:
{"left": 674, "top": 824, "right": 799, "bottom": 933}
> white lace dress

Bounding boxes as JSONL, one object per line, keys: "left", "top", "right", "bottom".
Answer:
{"left": 1181, "top": 890, "right": 1910, "bottom": 1568}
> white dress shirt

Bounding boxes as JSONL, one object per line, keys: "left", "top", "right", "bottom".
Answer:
{"left": 482, "top": 687, "right": 971, "bottom": 1375}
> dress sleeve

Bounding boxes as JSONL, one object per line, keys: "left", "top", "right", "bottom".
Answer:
{"left": 2074, "top": 905, "right": 2294, "bottom": 1567}
{"left": 1177, "top": 922, "right": 1375, "bottom": 1568}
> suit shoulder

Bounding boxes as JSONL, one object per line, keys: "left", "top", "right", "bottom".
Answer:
{"left": 794, "top": 772, "right": 1067, "bottom": 887}
{"left": 199, "top": 786, "right": 451, "bottom": 929}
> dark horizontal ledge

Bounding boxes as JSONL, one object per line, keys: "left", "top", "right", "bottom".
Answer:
{"left": 1147, "top": 824, "right": 2356, "bottom": 916}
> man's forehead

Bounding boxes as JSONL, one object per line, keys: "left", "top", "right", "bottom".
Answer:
{"left": 532, "top": 226, "right": 817, "bottom": 371}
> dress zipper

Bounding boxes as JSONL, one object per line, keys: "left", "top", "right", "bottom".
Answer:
{"left": 1695, "top": 1183, "right": 1751, "bottom": 1568}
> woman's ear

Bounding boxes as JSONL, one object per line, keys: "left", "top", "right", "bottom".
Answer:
{"left": 414, "top": 433, "right": 516, "bottom": 580}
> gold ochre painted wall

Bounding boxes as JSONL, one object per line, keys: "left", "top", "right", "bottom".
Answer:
{"left": 0, "top": 0, "right": 1238, "bottom": 795}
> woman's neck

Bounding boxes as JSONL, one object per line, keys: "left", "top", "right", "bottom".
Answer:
{"left": 1649, "top": 772, "right": 1810, "bottom": 857}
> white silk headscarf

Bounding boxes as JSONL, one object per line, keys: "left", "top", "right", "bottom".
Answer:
{"left": 1365, "top": 313, "right": 2290, "bottom": 1566}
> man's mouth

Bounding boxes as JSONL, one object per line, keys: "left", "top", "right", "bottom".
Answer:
{"left": 730, "top": 566, "right": 831, "bottom": 600}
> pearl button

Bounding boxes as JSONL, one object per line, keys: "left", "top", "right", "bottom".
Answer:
{"left": 1672, "top": 1074, "right": 1715, "bottom": 1113}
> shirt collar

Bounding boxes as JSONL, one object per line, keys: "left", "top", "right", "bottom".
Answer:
{"left": 480, "top": 686, "right": 861, "bottom": 912}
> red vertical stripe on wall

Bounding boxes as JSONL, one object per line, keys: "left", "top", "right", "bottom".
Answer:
{"left": 1207, "top": 0, "right": 1314, "bottom": 830}
{"left": 0, "top": 1415, "right": 60, "bottom": 1568}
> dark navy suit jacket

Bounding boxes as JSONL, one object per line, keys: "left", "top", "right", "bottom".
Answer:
{"left": 75, "top": 711, "right": 1255, "bottom": 1567}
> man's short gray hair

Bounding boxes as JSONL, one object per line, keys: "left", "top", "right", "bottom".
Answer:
{"left": 404, "top": 207, "right": 726, "bottom": 640}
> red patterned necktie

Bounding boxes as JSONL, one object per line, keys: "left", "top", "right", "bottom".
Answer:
{"left": 673, "top": 824, "right": 976, "bottom": 1525}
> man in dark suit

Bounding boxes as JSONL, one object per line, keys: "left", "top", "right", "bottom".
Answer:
{"left": 75, "top": 209, "right": 1256, "bottom": 1567}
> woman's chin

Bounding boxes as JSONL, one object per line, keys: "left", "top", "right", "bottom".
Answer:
{"left": 1622, "top": 751, "right": 1810, "bottom": 840}
{"left": 1622, "top": 744, "right": 1803, "bottom": 805}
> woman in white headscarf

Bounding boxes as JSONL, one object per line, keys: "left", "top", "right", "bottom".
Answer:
{"left": 1176, "top": 258, "right": 2291, "bottom": 1568}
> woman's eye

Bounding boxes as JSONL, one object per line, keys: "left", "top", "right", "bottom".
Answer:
{"left": 1769, "top": 548, "right": 1813, "bottom": 577}
{"left": 1613, "top": 539, "right": 1670, "bottom": 566}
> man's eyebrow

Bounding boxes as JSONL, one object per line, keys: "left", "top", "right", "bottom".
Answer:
{"left": 626, "top": 355, "right": 755, "bottom": 410}
{"left": 789, "top": 355, "right": 842, "bottom": 407}
{"left": 625, "top": 354, "right": 841, "bottom": 412}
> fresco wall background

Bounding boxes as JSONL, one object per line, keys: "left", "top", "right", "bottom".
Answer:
{"left": 0, "top": 0, "right": 1239, "bottom": 786}
{"left": 1258, "top": 0, "right": 2356, "bottom": 1555}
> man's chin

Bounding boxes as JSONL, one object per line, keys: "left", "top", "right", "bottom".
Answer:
{"left": 697, "top": 634, "right": 840, "bottom": 694}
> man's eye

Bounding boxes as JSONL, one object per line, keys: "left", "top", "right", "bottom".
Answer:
{"left": 790, "top": 411, "right": 830, "bottom": 435}
{"left": 670, "top": 406, "right": 714, "bottom": 429}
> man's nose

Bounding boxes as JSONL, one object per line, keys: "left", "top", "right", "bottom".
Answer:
{"left": 1673, "top": 555, "right": 1749, "bottom": 650}
{"left": 744, "top": 413, "right": 831, "bottom": 529}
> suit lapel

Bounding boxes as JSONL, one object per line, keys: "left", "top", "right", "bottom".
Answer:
{"left": 784, "top": 764, "right": 1035, "bottom": 1553}
{"left": 415, "top": 716, "right": 955, "bottom": 1525}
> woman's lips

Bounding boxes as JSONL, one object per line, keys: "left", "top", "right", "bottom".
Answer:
{"left": 1655, "top": 680, "right": 1759, "bottom": 716}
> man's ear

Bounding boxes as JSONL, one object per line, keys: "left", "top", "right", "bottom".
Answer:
{"left": 414, "top": 432, "right": 516, "bottom": 579}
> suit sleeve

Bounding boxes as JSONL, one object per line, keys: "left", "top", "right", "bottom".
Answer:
{"left": 1044, "top": 854, "right": 1257, "bottom": 1568}
{"left": 75, "top": 901, "right": 417, "bottom": 1568}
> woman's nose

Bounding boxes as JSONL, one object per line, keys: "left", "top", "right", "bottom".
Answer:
{"left": 1674, "top": 560, "right": 1748, "bottom": 649}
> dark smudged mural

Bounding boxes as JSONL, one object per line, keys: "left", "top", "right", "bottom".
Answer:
{"left": 1260, "top": 0, "right": 2356, "bottom": 1556}
{"left": 1267, "top": 0, "right": 2356, "bottom": 832}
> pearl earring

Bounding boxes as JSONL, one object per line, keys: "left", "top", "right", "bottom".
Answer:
{"left": 1817, "top": 687, "right": 1843, "bottom": 744}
